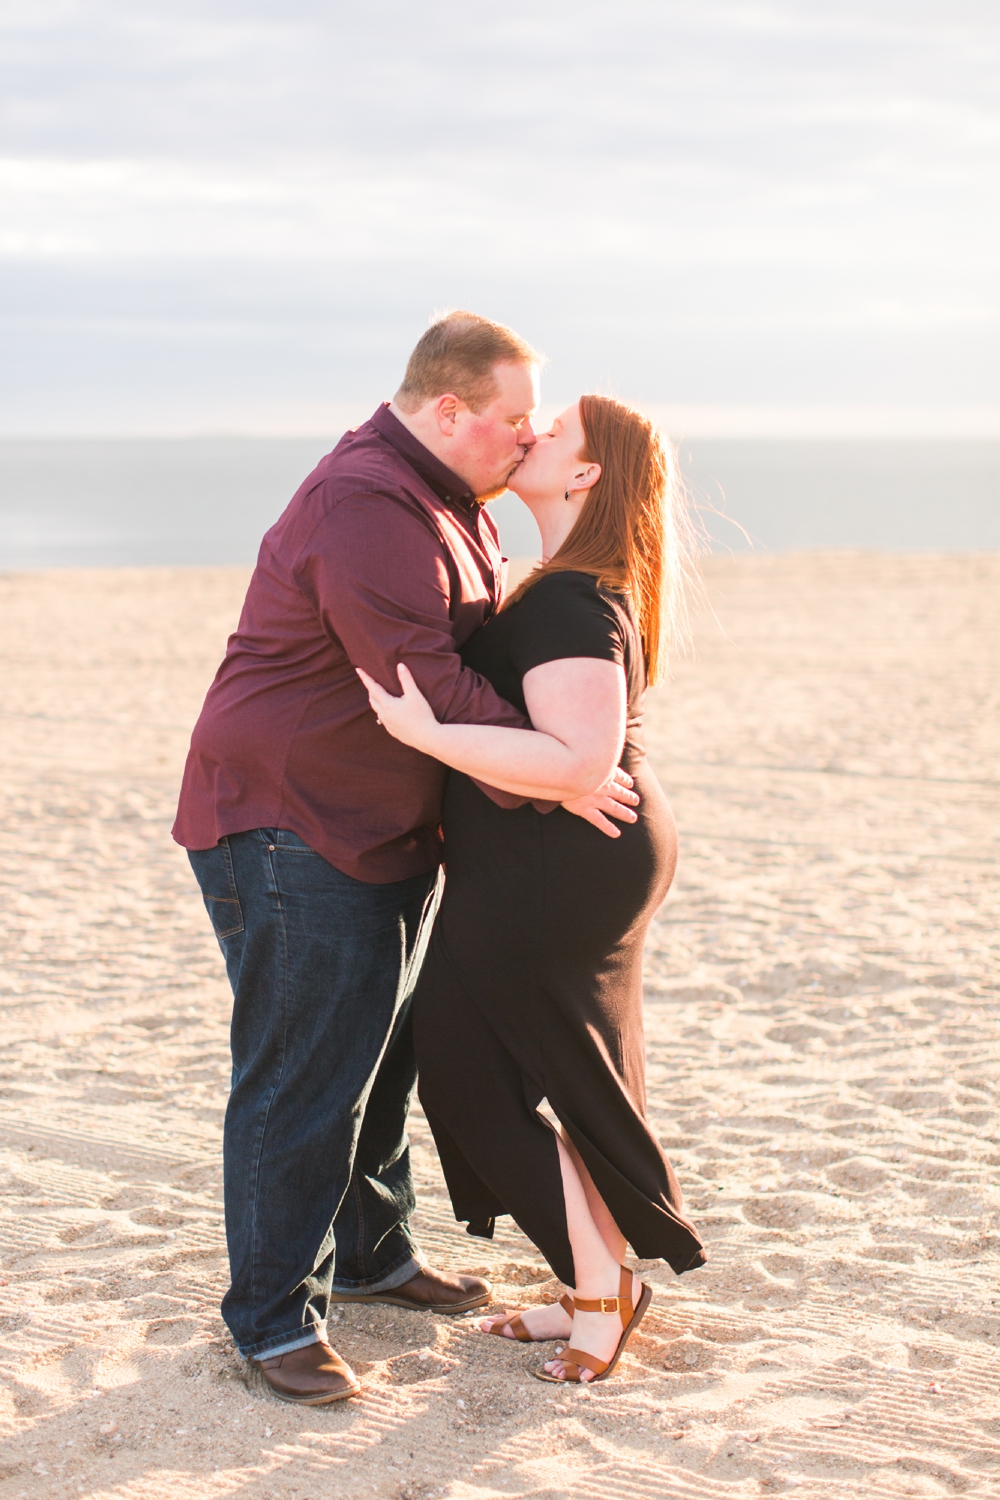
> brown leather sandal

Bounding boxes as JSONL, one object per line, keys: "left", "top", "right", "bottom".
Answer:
{"left": 486, "top": 1293, "right": 575, "bottom": 1342}
{"left": 533, "top": 1266, "right": 652, "bottom": 1384}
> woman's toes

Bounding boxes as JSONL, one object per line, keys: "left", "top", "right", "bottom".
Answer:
{"left": 479, "top": 1314, "right": 511, "bottom": 1336}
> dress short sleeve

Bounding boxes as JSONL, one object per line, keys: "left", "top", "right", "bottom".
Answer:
{"left": 505, "top": 571, "right": 627, "bottom": 678}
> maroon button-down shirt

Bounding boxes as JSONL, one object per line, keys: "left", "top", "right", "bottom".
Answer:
{"left": 172, "top": 403, "right": 528, "bottom": 882}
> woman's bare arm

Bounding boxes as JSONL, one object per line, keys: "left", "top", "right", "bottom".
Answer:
{"left": 357, "top": 657, "right": 627, "bottom": 803}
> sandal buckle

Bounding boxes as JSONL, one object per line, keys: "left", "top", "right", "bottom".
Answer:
{"left": 600, "top": 1296, "right": 621, "bottom": 1314}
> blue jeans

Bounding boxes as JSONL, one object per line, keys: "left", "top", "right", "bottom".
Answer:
{"left": 188, "top": 828, "right": 440, "bottom": 1359}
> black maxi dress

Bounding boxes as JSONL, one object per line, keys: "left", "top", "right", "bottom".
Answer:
{"left": 412, "top": 570, "right": 705, "bottom": 1287}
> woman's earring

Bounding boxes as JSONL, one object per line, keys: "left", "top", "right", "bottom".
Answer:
{"left": 564, "top": 489, "right": 571, "bottom": 501}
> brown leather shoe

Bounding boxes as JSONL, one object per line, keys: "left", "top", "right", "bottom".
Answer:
{"left": 253, "top": 1340, "right": 361, "bottom": 1405}
{"left": 330, "top": 1265, "right": 491, "bottom": 1315}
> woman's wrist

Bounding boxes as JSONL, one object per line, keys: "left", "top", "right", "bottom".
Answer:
{"left": 411, "top": 718, "right": 446, "bottom": 757}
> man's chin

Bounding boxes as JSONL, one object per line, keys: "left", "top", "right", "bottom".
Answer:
{"left": 476, "top": 478, "right": 517, "bottom": 503}
{"left": 476, "top": 464, "right": 525, "bottom": 503}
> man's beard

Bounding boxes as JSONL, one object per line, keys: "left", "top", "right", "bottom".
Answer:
{"left": 476, "top": 463, "right": 522, "bottom": 504}
{"left": 475, "top": 482, "right": 509, "bottom": 503}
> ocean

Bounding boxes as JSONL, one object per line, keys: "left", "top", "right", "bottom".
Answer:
{"left": 0, "top": 437, "right": 997, "bottom": 570}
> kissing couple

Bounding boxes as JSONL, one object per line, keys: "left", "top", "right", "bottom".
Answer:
{"left": 173, "top": 311, "right": 706, "bottom": 1405}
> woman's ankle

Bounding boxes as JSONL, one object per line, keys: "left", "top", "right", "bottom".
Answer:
{"left": 572, "top": 1259, "right": 625, "bottom": 1302}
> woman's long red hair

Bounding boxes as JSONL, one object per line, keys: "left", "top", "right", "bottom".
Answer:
{"left": 505, "top": 395, "right": 698, "bottom": 683}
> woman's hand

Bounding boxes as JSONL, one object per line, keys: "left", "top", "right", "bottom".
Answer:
{"left": 356, "top": 662, "right": 441, "bottom": 753}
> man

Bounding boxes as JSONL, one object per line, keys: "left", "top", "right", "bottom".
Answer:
{"left": 173, "top": 311, "right": 637, "bottom": 1405}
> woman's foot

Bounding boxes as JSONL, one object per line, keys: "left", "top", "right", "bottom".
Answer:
{"left": 541, "top": 1270, "right": 643, "bottom": 1382}
{"left": 480, "top": 1297, "right": 574, "bottom": 1341}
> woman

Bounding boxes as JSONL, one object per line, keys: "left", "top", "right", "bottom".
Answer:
{"left": 358, "top": 395, "right": 705, "bottom": 1384}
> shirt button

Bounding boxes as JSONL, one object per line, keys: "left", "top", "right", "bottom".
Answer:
{"left": 268, "top": 844, "right": 276, "bottom": 852}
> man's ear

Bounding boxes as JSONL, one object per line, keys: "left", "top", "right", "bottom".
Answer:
{"left": 433, "top": 393, "right": 461, "bottom": 435}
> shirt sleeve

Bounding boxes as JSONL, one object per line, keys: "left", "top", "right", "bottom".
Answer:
{"left": 506, "top": 572, "right": 627, "bottom": 679}
{"left": 295, "top": 490, "right": 530, "bottom": 759}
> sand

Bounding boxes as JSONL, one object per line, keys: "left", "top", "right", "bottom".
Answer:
{"left": 1, "top": 551, "right": 998, "bottom": 1500}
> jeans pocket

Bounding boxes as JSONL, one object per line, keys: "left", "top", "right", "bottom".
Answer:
{"left": 190, "top": 837, "right": 245, "bottom": 940}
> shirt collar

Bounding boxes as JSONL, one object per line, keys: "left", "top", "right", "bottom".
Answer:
{"left": 369, "top": 403, "right": 478, "bottom": 512}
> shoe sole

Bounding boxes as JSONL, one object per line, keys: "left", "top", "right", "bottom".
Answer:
{"left": 328, "top": 1288, "right": 492, "bottom": 1315}
{"left": 265, "top": 1381, "right": 362, "bottom": 1406}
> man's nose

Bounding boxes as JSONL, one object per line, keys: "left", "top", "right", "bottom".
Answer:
{"left": 518, "top": 420, "right": 538, "bottom": 450}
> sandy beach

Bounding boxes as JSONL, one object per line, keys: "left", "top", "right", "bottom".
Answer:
{"left": 1, "top": 551, "right": 998, "bottom": 1500}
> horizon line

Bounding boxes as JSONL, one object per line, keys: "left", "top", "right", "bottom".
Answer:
{"left": 2, "top": 404, "right": 1000, "bottom": 442}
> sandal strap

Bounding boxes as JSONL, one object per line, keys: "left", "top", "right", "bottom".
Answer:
{"left": 488, "top": 1295, "right": 575, "bottom": 1342}
{"left": 557, "top": 1346, "right": 611, "bottom": 1380}
{"left": 486, "top": 1310, "right": 531, "bottom": 1341}
{"left": 573, "top": 1267, "right": 634, "bottom": 1321}
{"left": 572, "top": 1294, "right": 632, "bottom": 1316}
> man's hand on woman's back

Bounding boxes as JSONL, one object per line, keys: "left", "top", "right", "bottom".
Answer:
{"left": 562, "top": 767, "right": 640, "bottom": 839}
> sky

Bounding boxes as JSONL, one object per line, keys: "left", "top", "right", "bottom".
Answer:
{"left": 1, "top": 0, "right": 999, "bottom": 436}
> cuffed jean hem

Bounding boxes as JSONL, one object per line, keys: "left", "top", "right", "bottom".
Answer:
{"left": 242, "top": 1322, "right": 326, "bottom": 1362}
{"left": 329, "top": 1249, "right": 425, "bottom": 1298}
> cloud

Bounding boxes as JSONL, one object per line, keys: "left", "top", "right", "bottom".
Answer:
{"left": 0, "top": 0, "right": 998, "bottom": 430}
